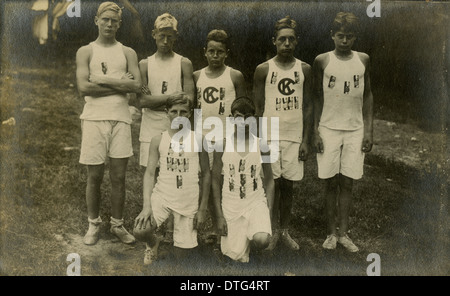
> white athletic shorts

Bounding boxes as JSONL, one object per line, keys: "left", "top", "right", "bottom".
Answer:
{"left": 270, "top": 140, "right": 304, "bottom": 181}
{"left": 221, "top": 201, "right": 272, "bottom": 263}
{"left": 316, "top": 126, "right": 364, "bottom": 180}
{"left": 151, "top": 193, "right": 198, "bottom": 249}
{"left": 79, "top": 120, "right": 133, "bottom": 165}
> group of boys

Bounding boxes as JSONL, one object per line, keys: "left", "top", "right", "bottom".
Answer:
{"left": 76, "top": 2, "right": 373, "bottom": 265}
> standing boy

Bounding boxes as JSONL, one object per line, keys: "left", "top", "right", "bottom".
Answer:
{"left": 211, "top": 97, "right": 274, "bottom": 263}
{"left": 133, "top": 93, "right": 211, "bottom": 265}
{"left": 253, "top": 16, "right": 313, "bottom": 251}
{"left": 76, "top": 2, "right": 141, "bottom": 245}
{"left": 193, "top": 29, "right": 246, "bottom": 243}
{"left": 312, "top": 12, "right": 373, "bottom": 252}
{"left": 138, "top": 13, "right": 195, "bottom": 168}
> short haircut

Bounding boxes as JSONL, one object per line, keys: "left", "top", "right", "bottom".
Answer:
{"left": 154, "top": 13, "right": 178, "bottom": 32}
{"left": 231, "top": 96, "right": 256, "bottom": 116}
{"left": 274, "top": 16, "right": 297, "bottom": 37}
{"left": 96, "top": 1, "right": 122, "bottom": 18}
{"left": 166, "top": 92, "right": 193, "bottom": 111}
{"left": 206, "top": 29, "right": 230, "bottom": 49}
{"left": 331, "top": 12, "right": 360, "bottom": 34}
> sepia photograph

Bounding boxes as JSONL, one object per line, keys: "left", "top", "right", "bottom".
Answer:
{"left": 0, "top": 0, "right": 448, "bottom": 280}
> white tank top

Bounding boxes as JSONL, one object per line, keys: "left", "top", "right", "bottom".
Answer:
{"left": 320, "top": 51, "right": 365, "bottom": 130}
{"left": 80, "top": 41, "right": 131, "bottom": 123}
{"left": 263, "top": 58, "right": 304, "bottom": 143}
{"left": 195, "top": 66, "right": 236, "bottom": 136}
{"left": 221, "top": 135, "right": 266, "bottom": 222}
{"left": 139, "top": 53, "right": 183, "bottom": 142}
{"left": 152, "top": 130, "right": 200, "bottom": 216}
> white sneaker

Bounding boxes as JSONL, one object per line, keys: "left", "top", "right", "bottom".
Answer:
{"left": 144, "top": 246, "right": 157, "bottom": 265}
{"left": 338, "top": 234, "right": 359, "bottom": 252}
{"left": 83, "top": 223, "right": 100, "bottom": 245}
{"left": 110, "top": 225, "right": 136, "bottom": 244}
{"left": 322, "top": 234, "right": 338, "bottom": 250}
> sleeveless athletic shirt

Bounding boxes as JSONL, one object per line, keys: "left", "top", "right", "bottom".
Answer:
{"left": 139, "top": 53, "right": 183, "bottom": 142}
{"left": 152, "top": 130, "right": 200, "bottom": 216}
{"left": 221, "top": 135, "right": 266, "bottom": 222}
{"left": 80, "top": 41, "right": 131, "bottom": 123}
{"left": 320, "top": 51, "right": 365, "bottom": 131}
{"left": 263, "top": 58, "right": 304, "bottom": 143}
{"left": 195, "top": 66, "right": 236, "bottom": 136}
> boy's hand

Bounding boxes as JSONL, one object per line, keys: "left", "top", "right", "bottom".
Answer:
{"left": 134, "top": 208, "right": 155, "bottom": 230}
{"left": 361, "top": 135, "right": 373, "bottom": 153}
{"left": 216, "top": 216, "right": 228, "bottom": 236}
{"left": 193, "top": 209, "right": 207, "bottom": 231}
{"left": 298, "top": 142, "right": 309, "bottom": 161}
{"left": 89, "top": 74, "right": 104, "bottom": 84}
{"left": 141, "top": 85, "right": 151, "bottom": 95}
{"left": 122, "top": 72, "right": 134, "bottom": 80}
{"left": 313, "top": 133, "right": 324, "bottom": 153}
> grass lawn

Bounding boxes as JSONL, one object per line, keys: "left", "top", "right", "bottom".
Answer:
{"left": 0, "top": 54, "right": 448, "bottom": 276}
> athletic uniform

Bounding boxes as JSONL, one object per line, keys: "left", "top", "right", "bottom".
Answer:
{"left": 195, "top": 66, "right": 236, "bottom": 166}
{"left": 79, "top": 41, "right": 133, "bottom": 165}
{"left": 263, "top": 57, "right": 305, "bottom": 180}
{"left": 139, "top": 53, "right": 183, "bottom": 166}
{"left": 220, "top": 135, "right": 272, "bottom": 262}
{"left": 317, "top": 50, "right": 366, "bottom": 180}
{"left": 150, "top": 130, "right": 201, "bottom": 248}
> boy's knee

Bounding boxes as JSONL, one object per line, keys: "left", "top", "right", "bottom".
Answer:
{"left": 133, "top": 221, "right": 154, "bottom": 242}
{"left": 252, "top": 233, "right": 270, "bottom": 250}
{"left": 339, "top": 175, "right": 353, "bottom": 191}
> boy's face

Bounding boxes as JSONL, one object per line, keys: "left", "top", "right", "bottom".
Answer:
{"left": 204, "top": 41, "right": 228, "bottom": 69}
{"left": 332, "top": 29, "right": 356, "bottom": 52}
{"left": 167, "top": 103, "right": 191, "bottom": 128}
{"left": 153, "top": 28, "right": 177, "bottom": 53}
{"left": 273, "top": 28, "right": 297, "bottom": 57}
{"left": 95, "top": 10, "right": 121, "bottom": 38}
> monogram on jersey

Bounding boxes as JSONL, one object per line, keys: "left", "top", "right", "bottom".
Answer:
{"left": 327, "top": 74, "right": 361, "bottom": 93}
{"left": 275, "top": 96, "right": 300, "bottom": 111}
{"left": 200, "top": 86, "right": 226, "bottom": 115}
{"left": 228, "top": 160, "right": 259, "bottom": 199}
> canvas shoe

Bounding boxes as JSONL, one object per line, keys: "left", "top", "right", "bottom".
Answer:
{"left": 338, "top": 234, "right": 359, "bottom": 252}
{"left": 322, "top": 234, "right": 338, "bottom": 250}
{"left": 83, "top": 217, "right": 102, "bottom": 245}
{"left": 265, "top": 229, "right": 280, "bottom": 251}
{"left": 110, "top": 217, "right": 136, "bottom": 244}
{"left": 144, "top": 245, "right": 157, "bottom": 265}
{"left": 281, "top": 230, "right": 299, "bottom": 250}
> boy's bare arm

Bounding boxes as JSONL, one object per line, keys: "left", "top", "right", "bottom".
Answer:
{"left": 181, "top": 57, "right": 195, "bottom": 103}
{"left": 198, "top": 148, "right": 211, "bottom": 212}
{"left": 261, "top": 160, "right": 275, "bottom": 220}
{"left": 76, "top": 46, "right": 119, "bottom": 97}
{"left": 360, "top": 53, "right": 374, "bottom": 153}
{"left": 312, "top": 55, "right": 327, "bottom": 153}
{"left": 300, "top": 63, "right": 313, "bottom": 160}
{"left": 231, "top": 69, "right": 247, "bottom": 98}
{"left": 134, "top": 136, "right": 161, "bottom": 229}
{"left": 252, "top": 63, "right": 269, "bottom": 117}
{"left": 211, "top": 150, "right": 227, "bottom": 235}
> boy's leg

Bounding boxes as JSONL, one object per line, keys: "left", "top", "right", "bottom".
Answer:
{"left": 84, "top": 164, "right": 105, "bottom": 245}
{"left": 265, "top": 178, "right": 281, "bottom": 251}
{"left": 336, "top": 174, "right": 359, "bottom": 252}
{"left": 133, "top": 219, "right": 162, "bottom": 265}
{"left": 279, "top": 177, "right": 299, "bottom": 250}
{"left": 86, "top": 164, "right": 105, "bottom": 219}
{"left": 322, "top": 176, "right": 339, "bottom": 249}
{"left": 109, "top": 157, "right": 135, "bottom": 244}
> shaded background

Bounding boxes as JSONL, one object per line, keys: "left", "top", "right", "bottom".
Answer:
{"left": 1, "top": 0, "right": 449, "bottom": 131}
